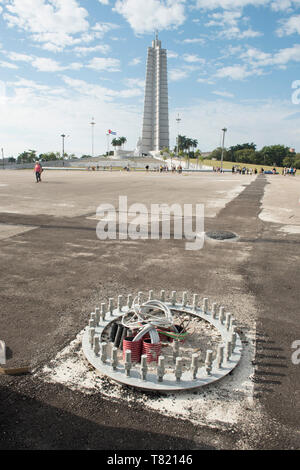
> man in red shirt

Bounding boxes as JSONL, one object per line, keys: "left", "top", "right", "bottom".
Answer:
{"left": 34, "top": 162, "right": 43, "bottom": 183}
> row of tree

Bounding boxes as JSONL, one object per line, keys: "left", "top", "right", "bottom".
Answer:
{"left": 160, "top": 135, "right": 203, "bottom": 168}
{"left": 7, "top": 150, "right": 111, "bottom": 163}
{"left": 210, "top": 143, "right": 300, "bottom": 168}
{"left": 111, "top": 137, "right": 127, "bottom": 148}
{"left": 6, "top": 140, "right": 299, "bottom": 168}
{"left": 176, "top": 135, "right": 198, "bottom": 154}
{"left": 7, "top": 150, "right": 76, "bottom": 164}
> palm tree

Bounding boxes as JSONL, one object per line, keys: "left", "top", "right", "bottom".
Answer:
{"left": 185, "top": 138, "right": 194, "bottom": 168}
{"left": 191, "top": 139, "right": 198, "bottom": 154}
{"left": 178, "top": 150, "right": 184, "bottom": 166}
{"left": 185, "top": 138, "right": 193, "bottom": 154}
{"left": 111, "top": 138, "right": 119, "bottom": 148}
{"left": 184, "top": 153, "right": 190, "bottom": 169}
{"left": 177, "top": 135, "right": 187, "bottom": 154}
{"left": 195, "top": 149, "right": 203, "bottom": 169}
{"left": 119, "top": 136, "right": 127, "bottom": 148}
{"left": 170, "top": 151, "right": 175, "bottom": 166}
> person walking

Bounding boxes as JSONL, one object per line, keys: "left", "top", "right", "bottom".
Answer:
{"left": 34, "top": 161, "right": 43, "bottom": 183}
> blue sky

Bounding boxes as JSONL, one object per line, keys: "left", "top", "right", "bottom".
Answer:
{"left": 1, "top": 0, "right": 300, "bottom": 157}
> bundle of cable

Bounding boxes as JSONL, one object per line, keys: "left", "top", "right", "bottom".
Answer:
{"left": 142, "top": 338, "right": 162, "bottom": 364}
{"left": 122, "top": 336, "right": 143, "bottom": 363}
{"left": 121, "top": 299, "right": 174, "bottom": 333}
{"left": 174, "top": 325, "right": 187, "bottom": 343}
{"left": 157, "top": 327, "right": 173, "bottom": 343}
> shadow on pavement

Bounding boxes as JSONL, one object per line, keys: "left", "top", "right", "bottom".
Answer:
{"left": 0, "top": 385, "right": 214, "bottom": 450}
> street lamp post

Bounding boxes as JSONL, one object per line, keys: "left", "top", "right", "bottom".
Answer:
{"left": 90, "top": 117, "right": 96, "bottom": 158}
{"left": 176, "top": 113, "right": 181, "bottom": 165}
{"left": 61, "top": 134, "right": 66, "bottom": 166}
{"left": 221, "top": 127, "right": 227, "bottom": 173}
{"left": 106, "top": 132, "right": 110, "bottom": 156}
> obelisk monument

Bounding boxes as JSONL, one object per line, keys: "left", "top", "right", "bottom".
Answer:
{"left": 141, "top": 34, "right": 169, "bottom": 154}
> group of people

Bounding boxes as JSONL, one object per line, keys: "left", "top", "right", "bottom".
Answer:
{"left": 282, "top": 167, "right": 297, "bottom": 176}
{"left": 33, "top": 160, "right": 298, "bottom": 181}
{"left": 231, "top": 166, "right": 258, "bottom": 175}
{"left": 144, "top": 164, "right": 183, "bottom": 174}
{"left": 213, "top": 166, "right": 225, "bottom": 173}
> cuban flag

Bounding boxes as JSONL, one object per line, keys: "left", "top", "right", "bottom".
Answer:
{"left": 108, "top": 129, "right": 117, "bottom": 135}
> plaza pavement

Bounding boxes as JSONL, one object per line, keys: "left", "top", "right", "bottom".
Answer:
{"left": 0, "top": 170, "right": 299, "bottom": 450}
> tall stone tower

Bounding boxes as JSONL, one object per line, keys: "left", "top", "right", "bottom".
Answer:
{"left": 141, "top": 34, "right": 169, "bottom": 154}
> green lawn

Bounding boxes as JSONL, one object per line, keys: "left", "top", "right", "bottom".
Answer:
{"left": 190, "top": 158, "right": 287, "bottom": 172}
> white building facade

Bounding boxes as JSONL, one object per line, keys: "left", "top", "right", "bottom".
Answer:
{"left": 141, "top": 35, "right": 169, "bottom": 154}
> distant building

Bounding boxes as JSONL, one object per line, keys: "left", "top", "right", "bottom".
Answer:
{"left": 141, "top": 34, "right": 169, "bottom": 154}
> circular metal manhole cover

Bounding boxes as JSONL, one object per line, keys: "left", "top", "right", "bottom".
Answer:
{"left": 206, "top": 231, "right": 238, "bottom": 241}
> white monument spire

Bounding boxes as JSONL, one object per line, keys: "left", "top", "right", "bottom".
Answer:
{"left": 141, "top": 34, "right": 169, "bottom": 154}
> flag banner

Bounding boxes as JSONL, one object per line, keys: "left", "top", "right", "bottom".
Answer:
{"left": 108, "top": 129, "right": 117, "bottom": 135}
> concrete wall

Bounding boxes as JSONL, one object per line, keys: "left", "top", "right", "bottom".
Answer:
{"left": 2, "top": 158, "right": 162, "bottom": 171}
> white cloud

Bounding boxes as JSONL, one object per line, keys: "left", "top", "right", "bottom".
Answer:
{"left": 172, "top": 98, "right": 300, "bottom": 151}
{"left": 195, "top": 0, "right": 300, "bottom": 12}
{"left": 0, "top": 60, "right": 18, "bottom": 69}
{"left": 9, "top": 78, "right": 52, "bottom": 91}
{"left": 197, "top": 77, "right": 215, "bottom": 84}
{"left": 7, "top": 52, "right": 32, "bottom": 62}
{"left": 272, "top": 44, "right": 300, "bottom": 64}
{"left": 212, "top": 90, "right": 234, "bottom": 98}
{"left": 129, "top": 57, "right": 142, "bottom": 65}
{"left": 62, "top": 75, "right": 142, "bottom": 100}
{"left": 212, "top": 44, "right": 300, "bottom": 82}
{"left": 206, "top": 10, "right": 242, "bottom": 27}
{"left": 98, "top": 0, "right": 110, "bottom": 4}
{"left": 182, "top": 38, "right": 206, "bottom": 44}
{"left": 222, "top": 27, "right": 262, "bottom": 38}
{"left": 3, "top": 0, "right": 89, "bottom": 50}
{"left": 167, "top": 50, "right": 179, "bottom": 58}
{"left": 215, "top": 64, "right": 255, "bottom": 80}
{"left": 1, "top": 78, "right": 300, "bottom": 157}
{"left": 114, "top": 0, "right": 186, "bottom": 34}
{"left": 31, "top": 57, "right": 64, "bottom": 72}
{"left": 125, "top": 78, "right": 145, "bottom": 88}
{"left": 194, "top": 0, "right": 269, "bottom": 9}
{"left": 240, "top": 44, "right": 300, "bottom": 67}
{"left": 8, "top": 77, "right": 66, "bottom": 95}
{"left": 6, "top": 50, "right": 86, "bottom": 71}
{"left": 73, "top": 45, "right": 111, "bottom": 56}
{"left": 29, "top": 57, "right": 83, "bottom": 72}
{"left": 277, "top": 15, "right": 300, "bottom": 36}
{"left": 169, "top": 68, "right": 189, "bottom": 81}
{"left": 87, "top": 57, "right": 121, "bottom": 72}
{"left": 183, "top": 53, "right": 205, "bottom": 64}
{"left": 240, "top": 47, "right": 272, "bottom": 65}
{"left": 271, "top": 0, "right": 300, "bottom": 11}
{"left": 205, "top": 9, "right": 262, "bottom": 39}
{"left": 0, "top": 79, "right": 142, "bottom": 157}
{"left": 92, "top": 22, "right": 119, "bottom": 33}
